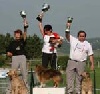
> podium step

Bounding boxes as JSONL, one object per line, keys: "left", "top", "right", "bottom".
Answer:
{"left": 33, "top": 87, "right": 66, "bottom": 94}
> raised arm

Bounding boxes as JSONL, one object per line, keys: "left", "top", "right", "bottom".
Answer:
{"left": 23, "top": 18, "right": 28, "bottom": 41}
{"left": 38, "top": 21, "right": 44, "bottom": 37}
{"left": 37, "top": 12, "right": 45, "bottom": 37}
{"left": 65, "top": 22, "right": 71, "bottom": 42}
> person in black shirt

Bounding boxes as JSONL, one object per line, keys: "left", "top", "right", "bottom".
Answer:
{"left": 6, "top": 18, "right": 28, "bottom": 93}
{"left": 7, "top": 32, "right": 26, "bottom": 56}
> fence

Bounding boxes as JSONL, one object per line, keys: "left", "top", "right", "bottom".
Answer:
{"left": 0, "top": 69, "right": 39, "bottom": 94}
{"left": 0, "top": 60, "right": 100, "bottom": 94}
{"left": 0, "top": 78, "right": 9, "bottom": 94}
{"left": 0, "top": 60, "right": 41, "bottom": 94}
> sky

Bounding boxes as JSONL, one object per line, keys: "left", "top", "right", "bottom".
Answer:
{"left": 0, "top": 0, "right": 100, "bottom": 39}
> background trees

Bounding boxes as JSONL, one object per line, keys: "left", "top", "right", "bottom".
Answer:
{"left": 0, "top": 33, "right": 100, "bottom": 68}
{"left": 0, "top": 33, "right": 43, "bottom": 59}
{"left": 25, "top": 34, "right": 43, "bottom": 59}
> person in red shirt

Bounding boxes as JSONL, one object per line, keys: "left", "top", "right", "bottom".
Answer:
{"left": 37, "top": 14, "right": 63, "bottom": 69}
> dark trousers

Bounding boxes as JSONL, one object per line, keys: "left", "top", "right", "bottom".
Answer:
{"left": 42, "top": 52, "right": 57, "bottom": 69}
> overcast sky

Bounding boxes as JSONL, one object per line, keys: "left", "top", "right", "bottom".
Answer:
{"left": 0, "top": 0, "right": 100, "bottom": 39}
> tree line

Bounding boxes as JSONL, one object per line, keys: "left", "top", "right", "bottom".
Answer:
{"left": 0, "top": 33, "right": 43, "bottom": 59}
{"left": 1, "top": 33, "right": 100, "bottom": 69}
{"left": 0, "top": 33, "right": 70, "bottom": 69}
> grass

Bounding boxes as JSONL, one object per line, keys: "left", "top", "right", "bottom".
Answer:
{"left": 38, "top": 67, "right": 100, "bottom": 89}
{"left": 1, "top": 60, "right": 100, "bottom": 93}
{"left": 91, "top": 68, "right": 100, "bottom": 88}
{"left": 45, "top": 73, "right": 66, "bottom": 87}
{"left": 37, "top": 67, "right": 100, "bottom": 94}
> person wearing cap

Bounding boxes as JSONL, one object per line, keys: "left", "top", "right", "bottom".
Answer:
{"left": 37, "top": 14, "right": 62, "bottom": 70}
{"left": 65, "top": 22, "right": 94, "bottom": 94}
{"left": 6, "top": 18, "right": 28, "bottom": 93}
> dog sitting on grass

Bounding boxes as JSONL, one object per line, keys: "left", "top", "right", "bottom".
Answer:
{"left": 35, "top": 64, "right": 63, "bottom": 88}
{"left": 7, "top": 69, "right": 28, "bottom": 94}
{"left": 81, "top": 72, "right": 93, "bottom": 94}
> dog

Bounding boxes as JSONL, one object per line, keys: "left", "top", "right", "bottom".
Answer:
{"left": 7, "top": 69, "right": 28, "bottom": 94}
{"left": 81, "top": 72, "right": 93, "bottom": 94}
{"left": 35, "top": 64, "right": 63, "bottom": 87}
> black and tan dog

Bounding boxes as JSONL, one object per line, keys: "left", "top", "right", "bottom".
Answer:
{"left": 35, "top": 64, "right": 63, "bottom": 87}
{"left": 81, "top": 72, "right": 93, "bottom": 94}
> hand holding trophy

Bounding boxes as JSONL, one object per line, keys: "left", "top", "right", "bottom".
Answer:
{"left": 36, "top": 3, "right": 50, "bottom": 22}
{"left": 66, "top": 17, "right": 73, "bottom": 32}
{"left": 20, "top": 10, "right": 28, "bottom": 28}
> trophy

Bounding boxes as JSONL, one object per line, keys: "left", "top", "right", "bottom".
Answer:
{"left": 36, "top": 3, "right": 50, "bottom": 21}
{"left": 67, "top": 17, "right": 73, "bottom": 23}
{"left": 20, "top": 10, "right": 28, "bottom": 28}
{"left": 20, "top": 10, "right": 26, "bottom": 18}
{"left": 66, "top": 17, "right": 73, "bottom": 31}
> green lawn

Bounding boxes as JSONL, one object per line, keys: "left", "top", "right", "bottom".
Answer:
{"left": 36, "top": 68, "right": 100, "bottom": 88}
{"left": 31, "top": 67, "right": 100, "bottom": 94}
{"left": 91, "top": 68, "right": 100, "bottom": 88}
{"left": 28, "top": 63, "right": 100, "bottom": 89}
{"left": 1, "top": 60, "right": 100, "bottom": 93}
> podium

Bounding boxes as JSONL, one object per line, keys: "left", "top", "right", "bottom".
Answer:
{"left": 33, "top": 87, "right": 66, "bottom": 94}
